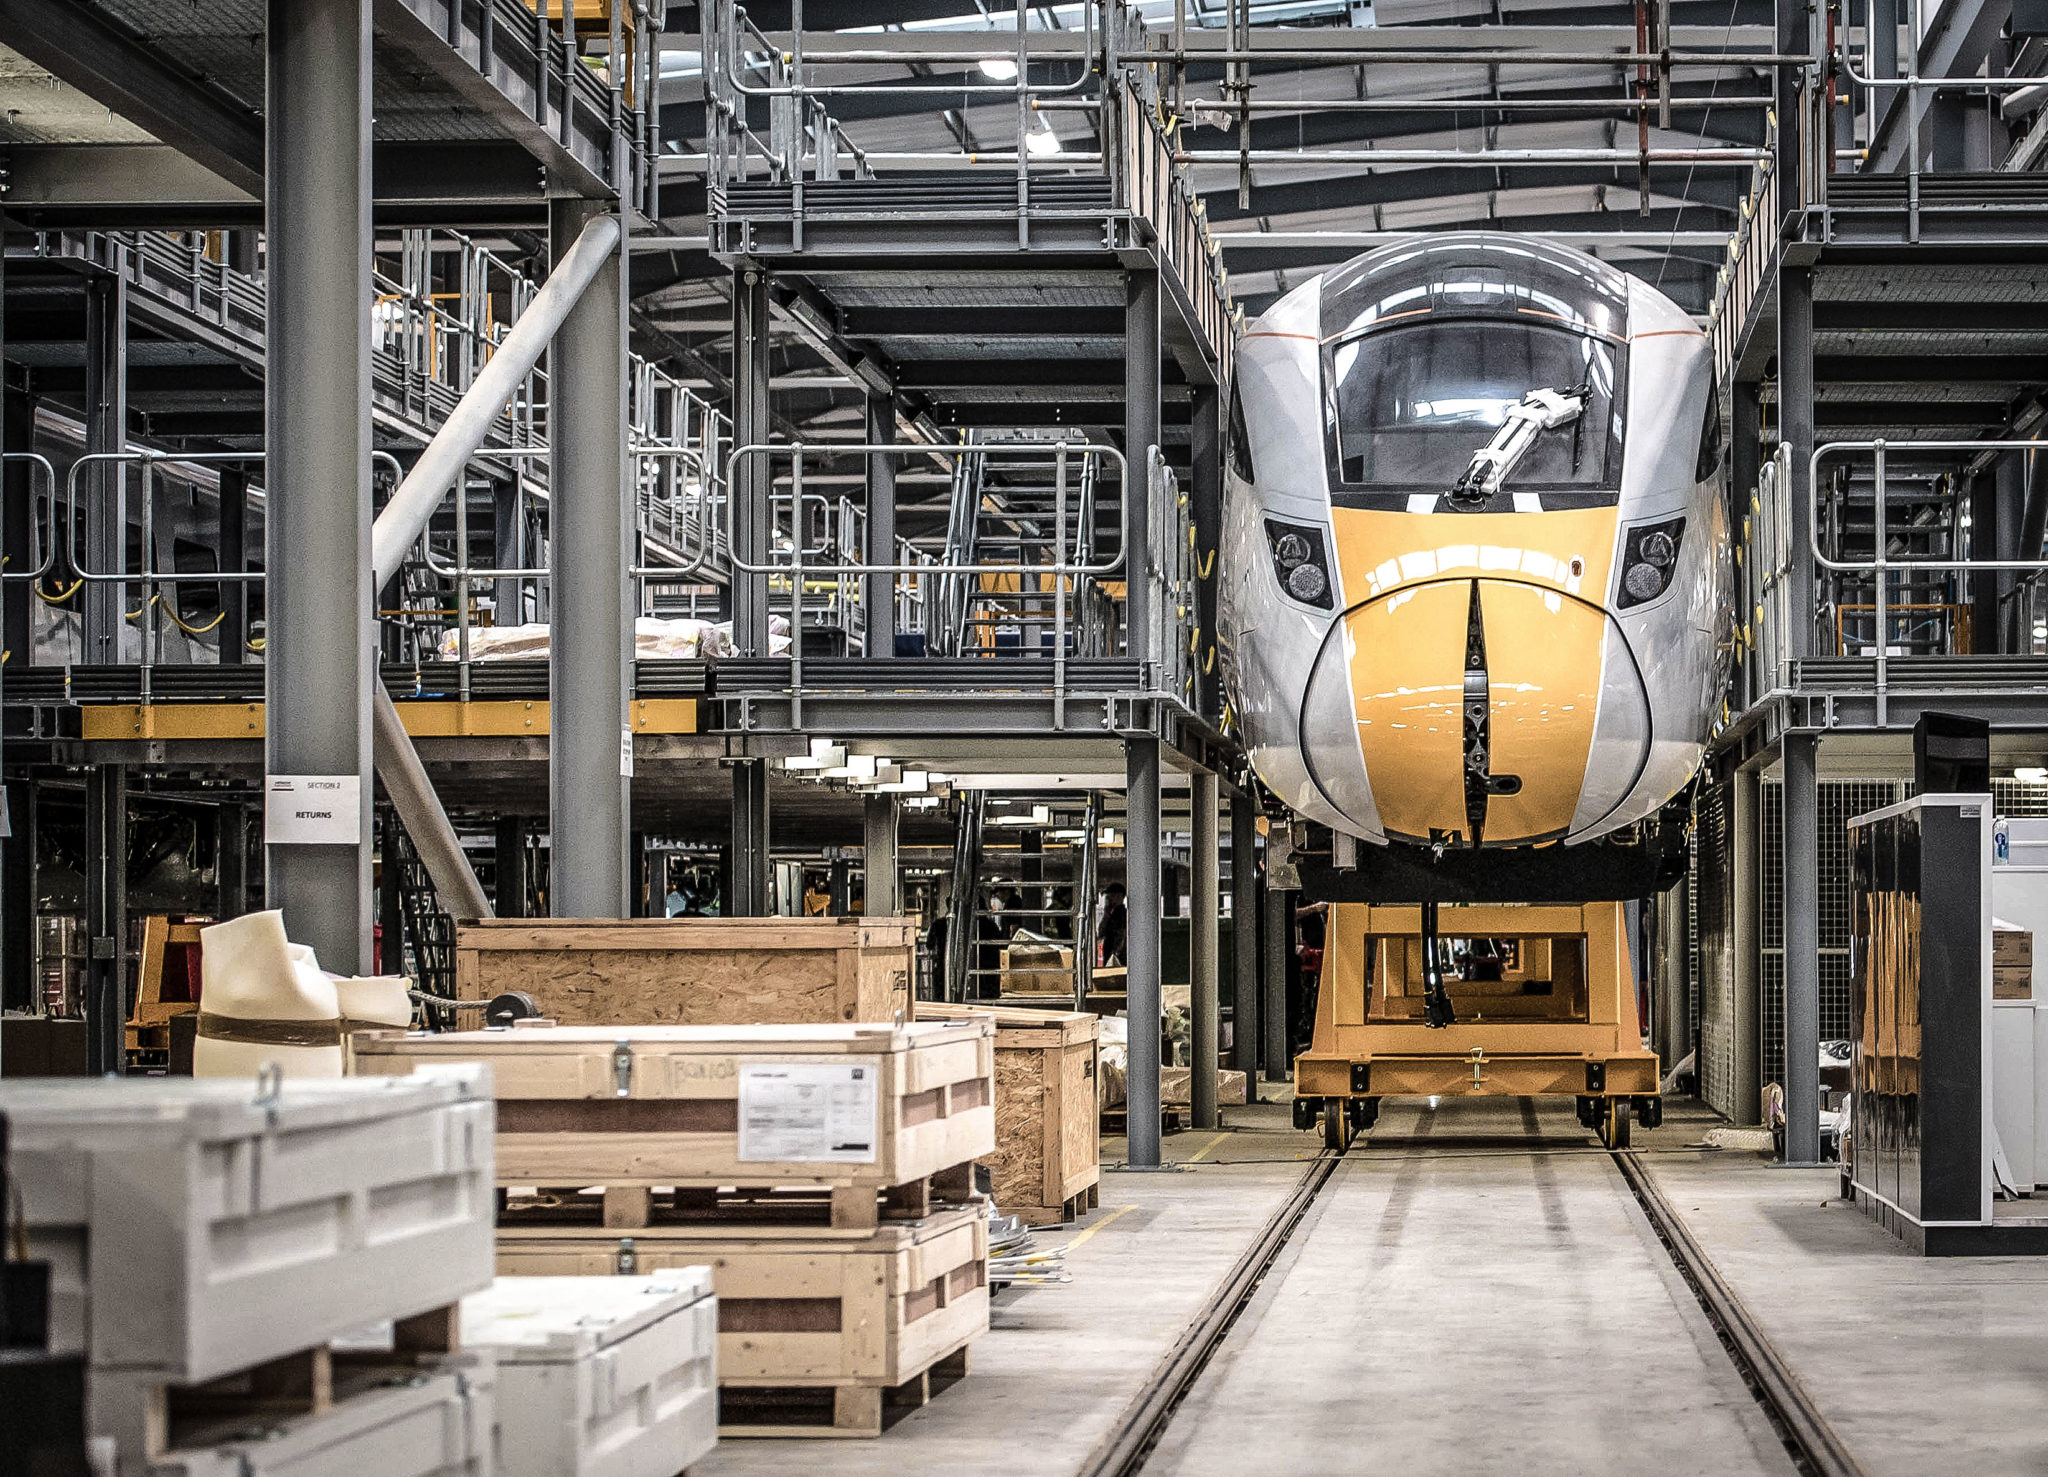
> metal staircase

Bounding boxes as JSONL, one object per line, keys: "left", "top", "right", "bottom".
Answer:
{"left": 943, "top": 791, "right": 1101, "bottom": 1004}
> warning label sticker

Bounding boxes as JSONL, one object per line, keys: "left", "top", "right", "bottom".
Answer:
{"left": 736, "top": 1061, "right": 879, "bottom": 1163}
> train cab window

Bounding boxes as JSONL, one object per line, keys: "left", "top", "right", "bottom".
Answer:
{"left": 1326, "top": 320, "right": 1623, "bottom": 497}
{"left": 1228, "top": 378, "right": 1255, "bottom": 483}
{"left": 1694, "top": 372, "right": 1724, "bottom": 483}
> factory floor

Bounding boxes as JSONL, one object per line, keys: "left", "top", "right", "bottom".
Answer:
{"left": 693, "top": 1096, "right": 2048, "bottom": 1477}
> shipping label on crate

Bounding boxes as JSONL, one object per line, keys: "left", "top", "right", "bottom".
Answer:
{"left": 737, "top": 1061, "right": 879, "bottom": 1162}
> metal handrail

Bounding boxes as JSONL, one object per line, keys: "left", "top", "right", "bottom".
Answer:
{"left": 0, "top": 454, "right": 60, "bottom": 584}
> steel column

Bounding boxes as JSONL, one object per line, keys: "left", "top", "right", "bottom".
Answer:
{"left": 547, "top": 196, "right": 630, "bottom": 919}
{"left": 1779, "top": 265, "right": 1817, "bottom": 662}
{"left": 219, "top": 466, "right": 248, "bottom": 664}
{"left": 216, "top": 802, "right": 249, "bottom": 920}
{"left": 1732, "top": 767, "right": 1763, "bottom": 1124}
{"left": 495, "top": 815, "right": 526, "bottom": 918}
{"left": 729, "top": 759, "right": 772, "bottom": 916}
{"left": 4, "top": 385, "right": 34, "bottom": 666}
{"left": 84, "top": 764, "right": 126, "bottom": 1074}
{"left": 1124, "top": 270, "right": 1159, "bottom": 648}
{"left": 864, "top": 391, "right": 897, "bottom": 657}
{"left": 263, "top": 0, "right": 373, "bottom": 972}
{"left": 1262, "top": 881, "right": 1291, "bottom": 1080}
{"left": 1782, "top": 734, "right": 1821, "bottom": 1163}
{"left": 1973, "top": 468, "right": 2003, "bottom": 653}
{"left": 1191, "top": 769, "right": 1220, "bottom": 1130}
{"left": 3, "top": 783, "right": 34, "bottom": 1015}
{"left": 493, "top": 480, "right": 524, "bottom": 623}
{"left": 864, "top": 794, "right": 901, "bottom": 917}
{"left": 1125, "top": 737, "right": 1163, "bottom": 1166}
{"left": 1189, "top": 383, "right": 1222, "bottom": 720}
{"left": 83, "top": 271, "right": 126, "bottom": 664}
{"left": 731, "top": 269, "right": 772, "bottom": 655}
{"left": 1231, "top": 789, "right": 1260, "bottom": 1078}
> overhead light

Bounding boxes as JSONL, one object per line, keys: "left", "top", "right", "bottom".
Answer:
{"left": 991, "top": 804, "right": 1055, "bottom": 827}
{"left": 784, "top": 738, "right": 846, "bottom": 771}
{"left": 977, "top": 56, "right": 1019, "bottom": 80}
{"left": 1099, "top": 826, "right": 1120, "bottom": 845}
{"left": 875, "top": 770, "right": 931, "bottom": 795}
{"left": 2016, "top": 767, "right": 2048, "bottom": 784}
{"left": 1024, "top": 122, "right": 1063, "bottom": 156}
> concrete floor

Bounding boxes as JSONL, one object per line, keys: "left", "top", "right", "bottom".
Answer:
{"left": 697, "top": 1095, "right": 2048, "bottom": 1476}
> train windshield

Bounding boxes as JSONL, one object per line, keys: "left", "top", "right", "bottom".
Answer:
{"left": 1327, "top": 319, "right": 1623, "bottom": 498}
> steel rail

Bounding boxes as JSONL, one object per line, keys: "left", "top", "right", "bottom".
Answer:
{"left": 1072, "top": 1146, "right": 1345, "bottom": 1477}
{"left": 1612, "top": 1150, "right": 1868, "bottom": 1477}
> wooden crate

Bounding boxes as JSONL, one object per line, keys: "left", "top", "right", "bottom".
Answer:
{"left": 125, "top": 915, "right": 206, "bottom": 1055}
{"left": 496, "top": 1205, "right": 988, "bottom": 1438}
{"left": 352, "top": 1021, "right": 995, "bottom": 1228}
{"left": 918, "top": 1002, "right": 1099, "bottom": 1225}
{"left": 453, "top": 916, "right": 915, "bottom": 1026}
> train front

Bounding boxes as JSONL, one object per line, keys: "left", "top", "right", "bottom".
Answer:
{"left": 1220, "top": 233, "right": 1728, "bottom": 856}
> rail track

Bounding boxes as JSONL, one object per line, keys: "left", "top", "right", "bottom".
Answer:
{"left": 1076, "top": 1103, "right": 1866, "bottom": 1477}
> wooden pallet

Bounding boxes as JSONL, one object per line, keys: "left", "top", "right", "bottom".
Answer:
{"left": 497, "top": 1205, "right": 989, "bottom": 1437}
{"left": 719, "top": 1347, "right": 971, "bottom": 1438}
{"left": 1015, "top": 1182, "right": 1101, "bottom": 1227}
{"left": 500, "top": 1159, "right": 979, "bottom": 1231}
{"left": 93, "top": 1303, "right": 462, "bottom": 1464}
{"left": 353, "top": 1021, "right": 996, "bottom": 1199}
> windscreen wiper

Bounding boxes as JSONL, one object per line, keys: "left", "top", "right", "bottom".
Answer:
{"left": 1448, "top": 383, "right": 1590, "bottom": 507}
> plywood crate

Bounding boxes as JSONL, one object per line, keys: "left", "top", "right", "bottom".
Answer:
{"left": 462, "top": 1273, "right": 717, "bottom": 1477}
{"left": 496, "top": 1205, "right": 988, "bottom": 1438}
{"left": 917, "top": 1002, "right": 1099, "bottom": 1225}
{"left": 3, "top": 1069, "right": 496, "bottom": 1384}
{"left": 352, "top": 1022, "right": 995, "bottom": 1228}
{"left": 454, "top": 916, "right": 916, "bottom": 1025}
{"left": 133, "top": 1355, "right": 494, "bottom": 1477}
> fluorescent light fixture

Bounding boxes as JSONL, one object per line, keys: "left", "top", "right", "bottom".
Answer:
{"left": 1098, "top": 826, "right": 1120, "bottom": 845}
{"left": 1024, "top": 122, "right": 1063, "bottom": 156}
{"left": 977, "top": 56, "right": 1019, "bottom": 80}
{"left": 2017, "top": 767, "right": 2048, "bottom": 784}
{"left": 875, "top": 771, "right": 931, "bottom": 794}
{"left": 783, "top": 738, "right": 846, "bottom": 771}
{"left": 852, "top": 763, "right": 904, "bottom": 788}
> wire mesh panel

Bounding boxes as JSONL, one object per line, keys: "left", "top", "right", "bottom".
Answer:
{"left": 1760, "top": 778, "right": 1903, "bottom": 1097}
{"left": 1692, "top": 781, "right": 1738, "bottom": 1116}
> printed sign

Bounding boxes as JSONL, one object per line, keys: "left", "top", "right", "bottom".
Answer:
{"left": 620, "top": 726, "right": 636, "bottom": 778}
{"left": 736, "top": 1061, "right": 879, "bottom": 1163}
{"left": 265, "top": 774, "right": 363, "bottom": 845}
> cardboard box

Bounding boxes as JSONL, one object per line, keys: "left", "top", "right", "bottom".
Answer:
{"left": 1996, "top": 928, "right": 2033, "bottom": 999}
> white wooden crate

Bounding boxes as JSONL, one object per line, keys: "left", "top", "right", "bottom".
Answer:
{"left": 462, "top": 1273, "right": 718, "bottom": 1477}
{"left": 2, "top": 1067, "right": 495, "bottom": 1381}
{"left": 139, "top": 1357, "right": 495, "bottom": 1477}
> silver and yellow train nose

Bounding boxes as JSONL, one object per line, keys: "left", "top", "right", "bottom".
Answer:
{"left": 1301, "top": 510, "right": 1654, "bottom": 846}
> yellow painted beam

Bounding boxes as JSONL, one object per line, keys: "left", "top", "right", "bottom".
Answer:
{"left": 76, "top": 697, "right": 697, "bottom": 742}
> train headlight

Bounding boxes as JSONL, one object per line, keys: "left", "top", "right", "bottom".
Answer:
{"left": 1266, "top": 519, "right": 1333, "bottom": 610}
{"left": 1616, "top": 517, "right": 1686, "bottom": 610}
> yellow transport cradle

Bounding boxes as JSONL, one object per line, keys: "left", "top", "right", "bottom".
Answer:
{"left": 1292, "top": 901, "right": 1661, "bottom": 1148}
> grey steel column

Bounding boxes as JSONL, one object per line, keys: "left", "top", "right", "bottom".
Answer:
{"left": 1262, "top": 882, "right": 1290, "bottom": 1080}
{"left": 864, "top": 794, "right": 901, "bottom": 916}
{"left": 84, "top": 764, "right": 125, "bottom": 1074}
{"left": 1782, "top": 734, "right": 1821, "bottom": 1163}
{"left": 731, "top": 269, "right": 772, "bottom": 655}
{"left": 729, "top": 760, "right": 771, "bottom": 916}
{"left": 864, "top": 392, "right": 897, "bottom": 657}
{"left": 495, "top": 816, "right": 527, "bottom": 918}
{"left": 219, "top": 467, "right": 247, "bottom": 664}
{"left": 264, "top": 0, "right": 373, "bottom": 972}
{"left": 1231, "top": 789, "right": 1259, "bottom": 1078}
{"left": 1733, "top": 767, "right": 1763, "bottom": 1124}
{"left": 547, "top": 196, "right": 630, "bottom": 919}
{"left": 1125, "top": 737, "right": 1163, "bottom": 1166}
{"left": 1191, "top": 768, "right": 1220, "bottom": 1130}
{"left": 83, "top": 272, "right": 126, "bottom": 663}
{"left": 1780, "top": 265, "right": 1817, "bottom": 662}
{"left": 216, "top": 803, "right": 248, "bottom": 919}
{"left": 493, "top": 480, "right": 524, "bottom": 623}
{"left": 1189, "top": 383, "right": 1222, "bottom": 720}
{"left": 1124, "top": 270, "right": 1159, "bottom": 649}
{"left": 4, "top": 386, "right": 35, "bottom": 665}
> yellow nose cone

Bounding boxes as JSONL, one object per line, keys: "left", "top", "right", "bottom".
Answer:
{"left": 1307, "top": 576, "right": 1638, "bottom": 844}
